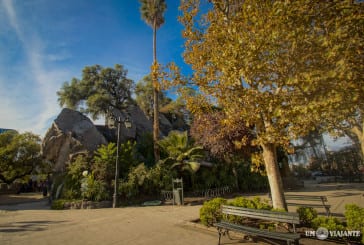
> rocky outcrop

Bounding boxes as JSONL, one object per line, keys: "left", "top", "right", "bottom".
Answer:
{"left": 42, "top": 108, "right": 107, "bottom": 172}
{"left": 106, "top": 105, "right": 153, "bottom": 142}
{"left": 42, "top": 105, "right": 189, "bottom": 173}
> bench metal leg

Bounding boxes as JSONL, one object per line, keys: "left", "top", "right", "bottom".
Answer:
{"left": 287, "top": 239, "right": 300, "bottom": 245}
{"left": 217, "top": 228, "right": 230, "bottom": 245}
{"left": 226, "top": 230, "right": 232, "bottom": 240}
{"left": 325, "top": 207, "right": 331, "bottom": 217}
{"left": 218, "top": 228, "right": 222, "bottom": 245}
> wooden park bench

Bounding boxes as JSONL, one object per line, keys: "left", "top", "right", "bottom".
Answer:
{"left": 268, "top": 193, "right": 331, "bottom": 216}
{"left": 214, "top": 205, "right": 300, "bottom": 245}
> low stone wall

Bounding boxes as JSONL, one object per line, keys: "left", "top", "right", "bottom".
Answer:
{"left": 63, "top": 200, "right": 112, "bottom": 209}
{"left": 0, "top": 183, "right": 20, "bottom": 194}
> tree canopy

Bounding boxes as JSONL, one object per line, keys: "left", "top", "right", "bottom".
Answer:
{"left": 57, "top": 64, "right": 134, "bottom": 120}
{"left": 190, "top": 110, "right": 254, "bottom": 161}
{"left": 158, "top": 131, "right": 204, "bottom": 173}
{"left": 135, "top": 75, "right": 172, "bottom": 119}
{"left": 177, "top": 0, "right": 363, "bottom": 209}
{"left": 139, "top": 0, "right": 167, "bottom": 29}
{"left": 0, "top": 131, "right": 43, "bottom": 184}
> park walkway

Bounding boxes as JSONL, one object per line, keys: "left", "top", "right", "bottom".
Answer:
{"left": 0, "top": 205, "right": 220, "bottom": 245}
{"left": 0, "top": 182, "right": 363, "bottom": 245}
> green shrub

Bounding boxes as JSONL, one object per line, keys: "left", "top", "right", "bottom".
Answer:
{"left": 344, "top": 204, "right": 364, "bottom": 230}
{"left": 296, "top": 207, "right": 318, "bottom": 226}
{"left": 344, "top": 204, "right": 364, "bottom": 244}
{"left": 81, "top": 173, "right": 110, "bottom": 201}
{"left": 61, "top": 187, "right": 80, "bottom": 200}
{"left": 229, "top": 197, "right": 272, "bottom": 210}
{"left": 200, "top": 198, "right": 227, "bottom": 226}
{"left": 51, "top": 199, "right": 66, "bottom": 210}
{"left": 271, "top": 208, "right": 287, "bottom": 212}
{"left": 312, "top": 216, "right": 345, "bottom": 231}
{"left": 225, "top": 197, "right": 272, "bottom": 224}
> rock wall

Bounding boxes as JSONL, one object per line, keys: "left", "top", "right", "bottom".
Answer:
{"left": 42, "top": 108, "right": 107, "bottom": 172}
{"left": 42, "top": 105, "right": 189, "bottom": 173}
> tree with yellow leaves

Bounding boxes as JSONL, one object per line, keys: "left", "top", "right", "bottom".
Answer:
{"left": 177, "top": 0, "right": 363, "bottom": 210}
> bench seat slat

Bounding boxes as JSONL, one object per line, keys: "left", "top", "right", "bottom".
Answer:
{"left": 287, "top": 203, "right": 331, "bottom": 208}
{"left": 215, "top": 206, "right": 300, "bottom": 245}
{"left": 214, "top": 221, "right": 300, "bottom": 241}
{"left": 267, "top": 193, "right": 331, "bottom": 216}
{"left": 222, "top": 206, "right": 300, "bottom": 224}
{"left": 284, "top": 195, "right": 327, "bottom": 201}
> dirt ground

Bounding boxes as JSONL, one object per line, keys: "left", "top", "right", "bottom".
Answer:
{"left": 0, "top": 182, "right": 363, "bottom": 245}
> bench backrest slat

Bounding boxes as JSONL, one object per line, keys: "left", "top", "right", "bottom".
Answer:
{"left": 267, "top": 193, "right": 328, "bottom": 202}
{"left": 221, "top": 205, "right": 300, "bottom": 224}
{"left": 284, "top": 195, "right": 327, "bottom": 202}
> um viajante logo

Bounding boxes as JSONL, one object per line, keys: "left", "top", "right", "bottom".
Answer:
{"left": 305, "top": 227, "right": 361, "bottom": 240}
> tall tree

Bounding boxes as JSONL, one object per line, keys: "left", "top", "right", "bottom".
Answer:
{"left": 135, "top": 75, "right": 172, "bottom": 119}
{"left": 139, "top": 0, "right": 167, "bottom": 162}
{"left": 311, "top": 1, "right": 363, "bottom": 163}
{"left": 178, "top": 0, "right": 363, "bottom": 209}
{"left": 57, "top": 64, "right": 134, "bottom": 120}
{"left": 0, "top": 131, "right": 42, "bottom": 184}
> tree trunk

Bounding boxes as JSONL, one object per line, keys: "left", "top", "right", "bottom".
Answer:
{"left": 153, "top": 18, "right": 160, "bottom": 162}
{"left": 232, "top": 166, "right": 239, "bottom": 191}
{"left": 261, "top": 143, "right": 287, "bottom": 210}
{"left": 349, "top": 123, "right": 364, "bottom": 163}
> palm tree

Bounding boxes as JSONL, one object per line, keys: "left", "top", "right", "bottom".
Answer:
{"left": 158, "top": 131, "right": 204, "bottom": 174}
{"left": 139, "top": 0, "right": 167, "bottom": 163}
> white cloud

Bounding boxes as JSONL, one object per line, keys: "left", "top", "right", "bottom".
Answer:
{"left": 1, "top": 0, "right": 71, "bottom": 137}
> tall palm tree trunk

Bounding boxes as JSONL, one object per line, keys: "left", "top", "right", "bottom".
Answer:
{"left": 153, "top": 18, "right": 160, "bottom": 162}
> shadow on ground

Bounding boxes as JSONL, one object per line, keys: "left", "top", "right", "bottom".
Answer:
{"left": 0, "top": 199, "right": 50, "bottom": 211}
{"left": 0, "top": 220, "right": 67, "bottom": 233}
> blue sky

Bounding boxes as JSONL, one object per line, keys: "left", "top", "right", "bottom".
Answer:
{"left": 0, "top": 0, "right": 189, "bottom": 137}
{"left": 0, "top": 0, "right": 352, "bottom": 151}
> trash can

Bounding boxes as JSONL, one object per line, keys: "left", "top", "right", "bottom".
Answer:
{"left": 173, "top": 188, "right": 183, "bottom": 205}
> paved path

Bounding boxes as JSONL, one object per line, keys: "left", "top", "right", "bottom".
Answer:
{"left": 0, "top": 182, "right": 363, "bottom": 245}
{"left": 0, "top": 205, "right": 219, "bottom": 245}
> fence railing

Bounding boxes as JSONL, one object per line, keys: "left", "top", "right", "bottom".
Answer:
{"left": 161, "top": 190, "right": 174, "bottom": 201}
{"left": 161, "top": 186, "right": 232, "bottom": 201}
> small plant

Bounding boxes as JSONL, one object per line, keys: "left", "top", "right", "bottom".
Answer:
{"left": 51, "top": 199, "right": 66, "bottom": 210}
{"left": 296, "top": 207, "right": 318, "bottom": 226}
{"left": 229, "top": 197, "right": 272, "bottom": 210}
{"left": 259, "top": 223, "right": 276, "bottom": 231}
{"left": 271, "top": 208, "right": 286, "bottom": 212}
{"left": 226, "top": 197, "right": 272, "bottom": 224}
{"left": 344, "top": 204, "right": 364, "bottom": 230}
{"left": 200, "top": 198, "right": 227, "bottom": 226}
{"left": 82, "top": 172, "right": 109, "bottom": 201}
{"left": 344, "top": 204, "right": 364, "bottom": 244}
{"left": 312, "top": 216, "right": 345, "bottom": 231}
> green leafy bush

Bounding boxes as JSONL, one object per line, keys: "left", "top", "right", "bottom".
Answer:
{"left": 229, "top": 197, "right": 272, "bottom": 210}
{"left": 199, "top": 197, "right": 272, "bottom": 227}
{"left": 296, "top": 207, "right": 318, "bottom": 226}
{"left": 271, "top": 208, "right": 286, "bottom": 212}
{"left": 81, "top": 173, "right": 110, "bottom": 201}
{"left": 312, "top": 216, "right": 345, "bottom": 231}
{"left": 51, "top": 199, "right": 66, "bottom": 210}
{"left": 344, "top": 204, "right": 364, "bottom": 230}
{"left": 344, "top": 204, "right": 364, "bottom": 244}
{"left": 118, "top": 163, "right": 173, "bottom": 201}
{"left": 61, "top": 188, "right": 80, "bottom": 200}
{"left": 227, "top": 197, "right": 272, "bottom": 224}
{"left": 200, "top": 198, "right": 227, "bottom": 226}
